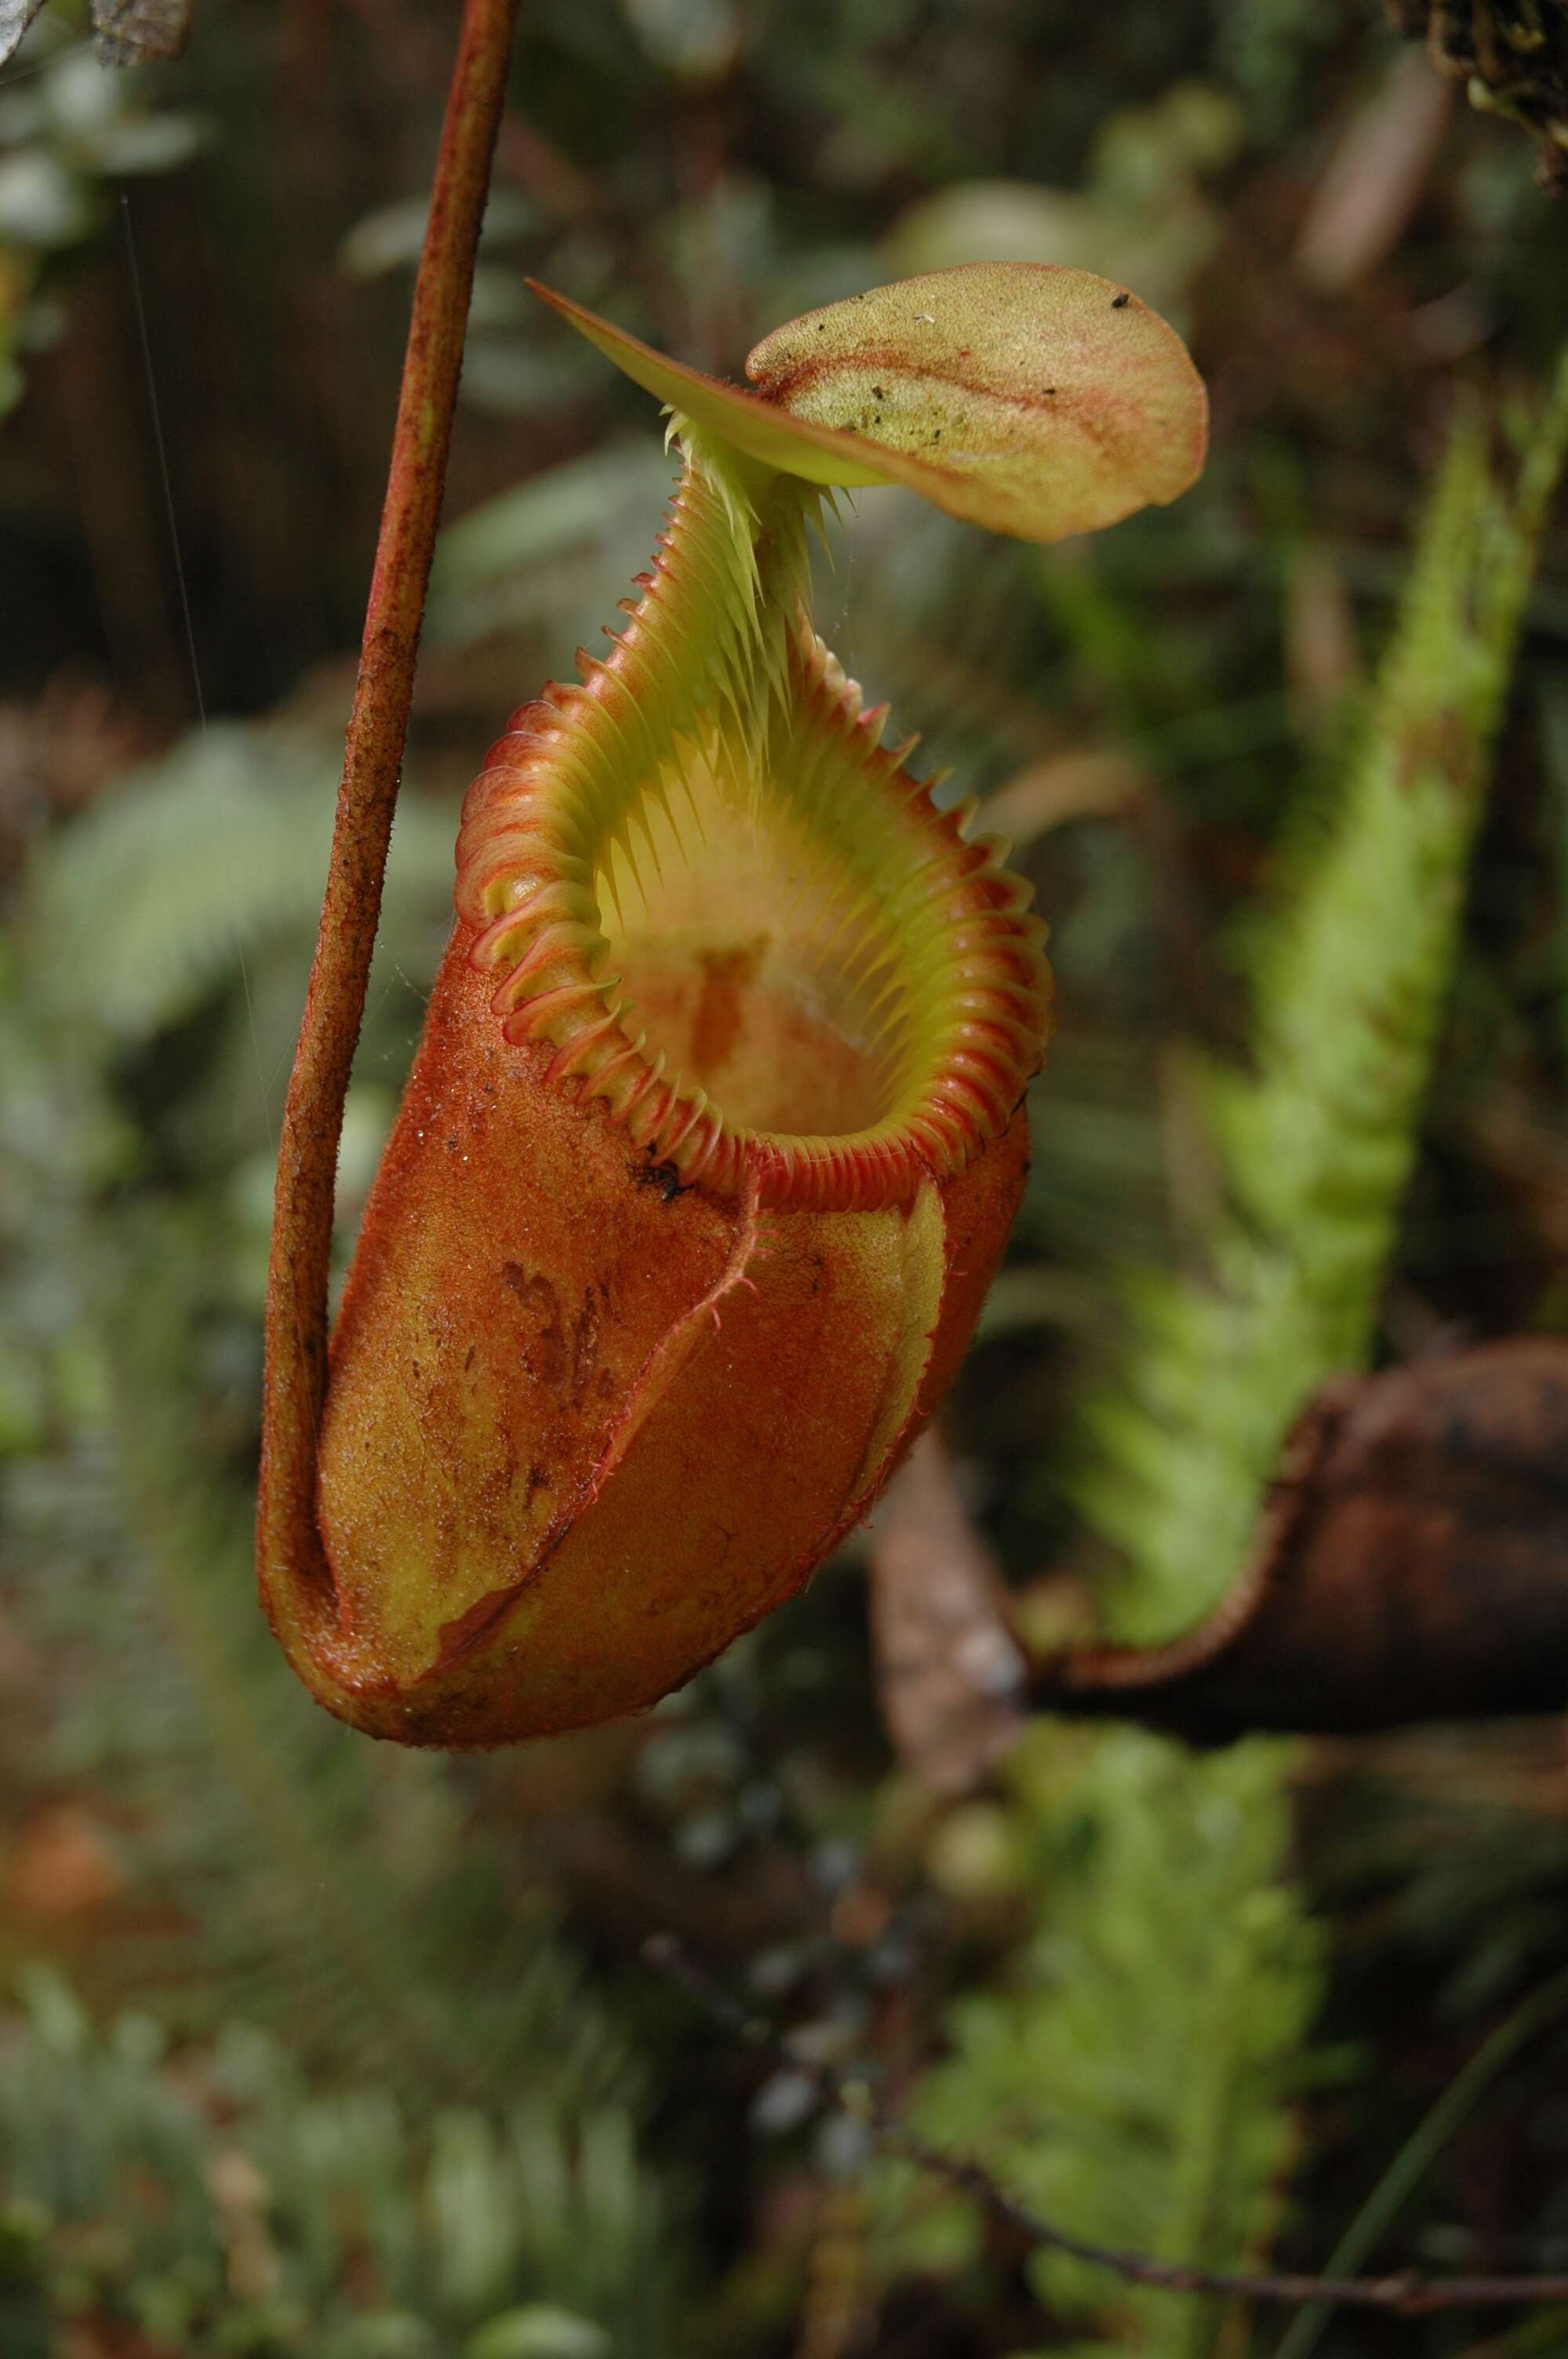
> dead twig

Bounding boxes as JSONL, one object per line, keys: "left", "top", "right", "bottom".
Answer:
{"left": 642, "top": 1931, "right": 1568, "bottom": 2319}
{"left": 1294, "top": 45, "right": 1453, "bottom": 293}
{"left": 868, "top": 1431, "right": 1027, "bottom": 1795}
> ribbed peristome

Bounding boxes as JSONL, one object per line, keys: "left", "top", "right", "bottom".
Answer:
{"left": 454, "top": 427, "right": 1050, "bottom": 1212}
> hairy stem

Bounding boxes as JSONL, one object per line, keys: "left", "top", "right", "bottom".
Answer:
{"left": 258, "top": 0, "right": 521, "bottom": 1625}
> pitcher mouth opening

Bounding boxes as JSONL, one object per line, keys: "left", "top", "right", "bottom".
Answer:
{"left": 597, "top": 776, "right": 909, "bottom": 1150}
{"left": 453, "top": 471, "right": 1049, "bottom": 1213}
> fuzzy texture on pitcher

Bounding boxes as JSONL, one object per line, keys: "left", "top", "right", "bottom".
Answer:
{"left": 299, "top": 432, "right": 1047, "bottom": 1745}
{"left": 267, "top": 254, "right": 1209, "bottom": 1746}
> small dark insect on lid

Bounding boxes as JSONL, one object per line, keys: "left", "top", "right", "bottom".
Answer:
{"left": 1111, "top": 290, "right": 1130, "bottom": 308}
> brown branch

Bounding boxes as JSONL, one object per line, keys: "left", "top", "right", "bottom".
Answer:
{"left": 257, "top": 0, "right": 520, "bottom": 1626}
{"left": 868, "top": 1430, "right": 1028, "bottom": 1796}
{"left": 642, "top": 1932, "right": 1568, "bottom": 2320}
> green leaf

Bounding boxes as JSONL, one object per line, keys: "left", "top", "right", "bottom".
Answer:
{"left": 326, "top": 2315, "right": 440, "bottom": 2359}
{"left": 466, "top": 2308, "right": 613, "bottom": 2359}
{"left": 430, "top": 442, "right": 673, "bottom": 597}
{"left": 530, "top": 264, "right": 1206, "bottom": 544}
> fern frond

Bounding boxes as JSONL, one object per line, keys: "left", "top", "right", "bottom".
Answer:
{"left": 1074, "top": 368, "right": 1568, "bottom": 1643}
{"left": 882, "top": 366, "right": 1568, "bottom": 2357}
{"left": 30, "top": 725, "right": 454, "bottom": 1046}
{"left": 0, "top": 1970, "right": 684, "bottom": 2355}
{"left": 883, "top": 1728, "right": 1322, "bottom": 2357}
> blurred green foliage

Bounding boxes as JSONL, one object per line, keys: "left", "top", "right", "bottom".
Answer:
{"left": 0, "top": 1968, "right": 676, "bottom": 2357}
{"left": 0, "top": 11, "right": 202, "bottom": 416}
{"left": 881, "top": 1728, "right": 1323, "bottom": 2359}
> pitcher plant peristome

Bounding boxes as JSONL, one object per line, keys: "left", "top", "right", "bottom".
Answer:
{"left": 260, "top": 264, "right": 1206, "bottom": 1745}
